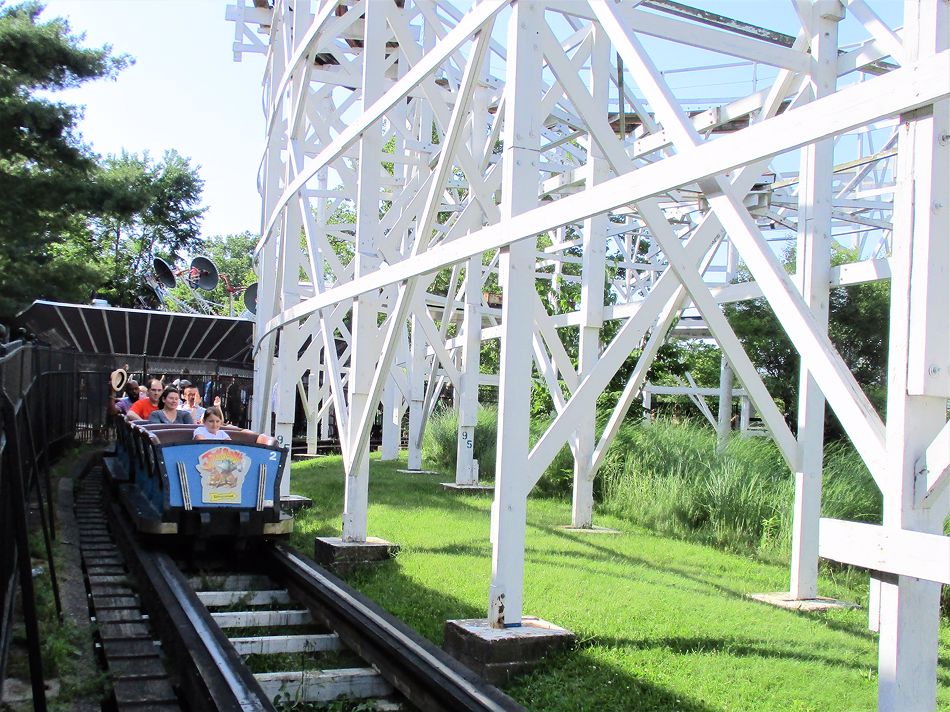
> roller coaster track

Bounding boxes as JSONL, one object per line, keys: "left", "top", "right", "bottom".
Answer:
{"left": 84, "top": 458, "right": 523, "bottom": 712}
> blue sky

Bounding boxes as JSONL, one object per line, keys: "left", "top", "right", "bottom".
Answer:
{"left": 43, "top": 0, "right": 267, "bottom": 240}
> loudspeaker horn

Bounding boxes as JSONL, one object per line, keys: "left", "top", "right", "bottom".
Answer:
{"left": 153, "top": 257, "right": 177, "bottom": 289}
{"left": 190, "top": 256, "right": 220, "bottom": 291}
{"left": 243, "top": 282, "right": 259, "bottom": 314}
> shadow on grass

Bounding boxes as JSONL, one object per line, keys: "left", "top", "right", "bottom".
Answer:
{"left": 537, "top": 523, "right": 881, "bottom": 644}
{"left": 341, "top": 559, "right": 718, "bottom": 712}
{"left": 590, "top": 633, "right": 867, "bottom": 670}
{"left": 288, "top": 458, "right": 950, "bottom": 707}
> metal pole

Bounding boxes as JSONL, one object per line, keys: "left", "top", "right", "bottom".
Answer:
{"left": 1, "top": 395, "right": 47, "bottom": 712}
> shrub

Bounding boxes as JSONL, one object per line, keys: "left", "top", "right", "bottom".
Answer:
{"left": 595, "top": 418, "right": 880, "bottom": 558}
{"left": 421, "top": 405, "right": 499, "bottom": 478}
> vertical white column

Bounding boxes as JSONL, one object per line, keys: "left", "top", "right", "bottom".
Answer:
{"left": 571, "top": 23, "right": 609, "bottom": 528}
{"left": 342, "top": 0, "right": 385, "bottom": 542}
{"left": 739, "top": 395, "right": 750, "bottom": 434}
{"left": 877, "top": 3, "right": 948, "bottom": 709}
{"left": 404, "top": 11, "right": 436, "bottom": 474}
{"left": 789, "top": 0, "right": 841, "bottom": 600}
{"left": 456, "top": 256, "right": 482, "bottom": 485}
{"left": 380, "top": 378, "right": 400, "bottom": 460}
{"left": 319, "top": 369, "right": 330, "bottom": 441}
{"left": 252, "top": 9, "right": 287, "bottom": 434}
{"left": 407, "top": 316, "right": 426, "bottom": 470}
{"left": 488, "top": 1, "right": 542, "bottom": 628}
{"left": 306, "top": 370, "right": 318, "bottom": 453}
{"left": 274, "top": 218, "right": 302, "bottom": 490}
{"left": 716, "top": 357, "right": 733, "bottom": 452}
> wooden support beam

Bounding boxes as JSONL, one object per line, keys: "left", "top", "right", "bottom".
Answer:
{"left": 818, "top": 518, "right": 950, "bottom": 585}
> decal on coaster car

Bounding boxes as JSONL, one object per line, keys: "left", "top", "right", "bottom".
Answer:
{"left": 196, "top": 447, "right": 252, "bottom": 504}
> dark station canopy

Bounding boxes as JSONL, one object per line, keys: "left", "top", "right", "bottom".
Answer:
{"left": 16, "top": 301, "right": 253, "bottom": 364}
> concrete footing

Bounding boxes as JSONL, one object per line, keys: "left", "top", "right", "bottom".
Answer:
{"left": 749, "top": 592, "right": 858, "bottom": 612}
{"left": 559, "top": 525, "right": 621, "bottom": 534}
{"left": 396, "top": 468, "right": 440, "bottom": 475}
{"left": 440, "top": 483, "right": 494, "bottom": 494}
{"left": 314, "top": 536, "right": 399, "bottom": 573}
{"left": 443, "top": 617, "right": 575, "bottom": 684}
{"left": 280, "top": 494, "right": 313, "bottom": 514}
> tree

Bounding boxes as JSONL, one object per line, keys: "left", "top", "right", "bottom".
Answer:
{"left": 725, "top": 245, "right": 889, "bottom": 437}
{"left": 91, "top": 150, "right": 206, "bottom": 308}
{"left": 0, "top": 1, "right": 129, "bottom": 321}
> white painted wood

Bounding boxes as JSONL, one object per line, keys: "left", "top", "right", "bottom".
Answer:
{"left": 715, "top": 358, "right": 734, "bottom": 452}
{"left": 342, "top": 0, "right": 387, "bottom": 543}
{"left": 406, "top": 315, "right": 426, "bottom": 471}
{"left": 254, "top": 668, "right": 392, "bottom": 702}
{"left": 593, "top": 0, "right": 890, "bottom": 484}
{"left": 644, "top": 385, "right": 748, "bottom": 398}
{"left": 196, "top": 590, "right": 291, "bottom": 607}
{"left": 457, "top": 257, "right": 483, "bottom": 485}
{"left": 818, "top": 519, "right": 950, "bottom": 585}
{"left": 790, "top": 0, "right": 841, "bottom": 602}
{"left": 915, "top": 420, "right": 950, "bottom": 508}
{"left": 739, "top": 397, "right": 751, "bottom": 434}
{"left": 571, "top": 22, "right": 609, "bottom": 529}
{"left": 489, "top": 0, "right": 542, "bottom": 628}
{"left": 230, "top": 633, "right": 342, "bottom": 656}
{"left": 188, "top": 574, "right": 274, "bottom": 591}
{"left": 257, "top": 0, "right": 508, "bottom": 252}
{"left": 875, "top": 6, "right": 949, "bottom": 708}
{"left": 261, "top": 51, "right": 950, "bottom": 341}
{"left": 211, "top": 609, "right": 312, "bottom": 629}
{"left": 238, "top": 3, "right": 950, "bottom": 708}
{"left": 306, "top": 370, "right": 319, "bottom": 453}
{"left": 380, "top": 378, "right": 400, "bottom": 461}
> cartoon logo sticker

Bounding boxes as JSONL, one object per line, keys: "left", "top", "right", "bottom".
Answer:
{"left": 196, "top": 447, "right": 251, "bottom": 504}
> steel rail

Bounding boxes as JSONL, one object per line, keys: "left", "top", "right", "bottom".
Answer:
{"left": 109, "top": 500, "right": 276, "bottom": 712}
{"left": 265, "top": 542, "right": 525, "bottom": 712}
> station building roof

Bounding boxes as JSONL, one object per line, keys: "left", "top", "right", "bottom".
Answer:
{"left": 16, "top": 301, "right": 253, "bottom": 364}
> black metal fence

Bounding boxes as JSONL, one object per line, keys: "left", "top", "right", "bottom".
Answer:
{"left": 0, "top": 342, "right": 255, "bottom": 710}
{"left": 0, "top": 343, "right": 77, "bottom": 711}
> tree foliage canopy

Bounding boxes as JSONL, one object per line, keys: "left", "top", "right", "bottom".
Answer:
{"left": 0, "top": 2, "right": 210, "bottom": 323}
{"left": 91, "top": 150, "right": 206, "bottom": 308}
{"left": 725, "top": 245, "right": 889, "bottom": 436}
{"left": 0, "top": 1, "right": 134, "bottom": 321}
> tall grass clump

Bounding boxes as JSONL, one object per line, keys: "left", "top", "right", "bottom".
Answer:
{"left": 421, "top": 405, "right": 498, "bottom": 478}
{"left": 596, "top": 418, "right": 881, "bottom": 557}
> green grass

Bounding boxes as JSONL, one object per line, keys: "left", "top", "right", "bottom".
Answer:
{"left": 289, "top": 454, "right": 950, "bottom": 712}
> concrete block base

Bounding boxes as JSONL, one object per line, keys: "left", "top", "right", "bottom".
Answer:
{"left": 749, "top": 592, "right": 858, "bottom": 612}
{"left": 440, "top": 483, "right": 494, "bottom": 494}
{"left": 396, "top": 469, "right": 440, "bottom": 475}
{"left": 443, "top": 617, "right": 575, "bottom": 684}
{"left": 291, "top": 452, "right": 321, "bottom": 461}
{"left": 280, "top": 494, "right": 313, "bottom": 514}
{"left": 559, "top": 525, "right": 621, "bottom": 534}
{"left": 314, "top": 536, "right": 399, "bottom": 573}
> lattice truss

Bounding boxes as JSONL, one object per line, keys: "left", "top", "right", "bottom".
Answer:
{"left": 228, "top": 1, "right": 948, "bottom": 708}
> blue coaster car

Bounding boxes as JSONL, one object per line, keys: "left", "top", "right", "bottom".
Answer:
{"left": 108, "top": 418, "right": 293, "bottom": 537}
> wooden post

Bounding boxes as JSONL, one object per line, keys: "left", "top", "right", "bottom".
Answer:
{"left": 789, "top": 0, "right": 841, "bottom": 601}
